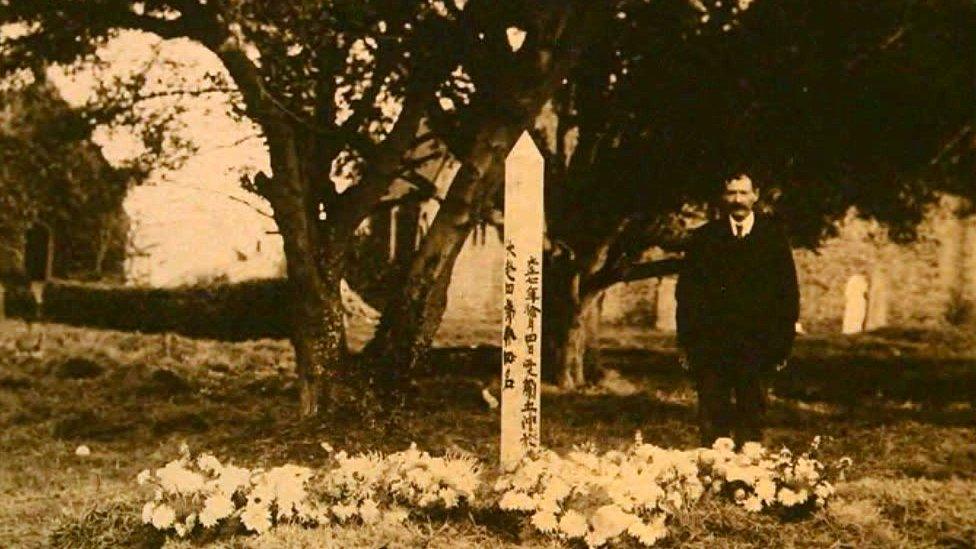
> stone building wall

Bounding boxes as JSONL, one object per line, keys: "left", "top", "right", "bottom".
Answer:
{"left": 437, "top": 197, "right": 975, "bottom": 334}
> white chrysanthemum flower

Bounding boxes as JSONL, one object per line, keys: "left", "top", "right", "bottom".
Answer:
{"left": 794, "top": 459, "right": 820, "bottom": 484}
{"left": 628, "top": 514, "right": 668, "bottom": 546}
{"left": 493, "top": 477, "right": 511, "bottom": 492}
{"left": 741, "top": 442, "right": 764, "bottom": 461}
{"left": 439, "top": 487, "right": 459, "bottom": 508}
{"left": 795, "top": 488, "right": 809, "bottom": 504}
{"left": 174, "top": 523, "right": 187, "bottom": 538}
{"left": 755, "top": 477, "right": 777, "bottom": 503}
{"left": 156, "top": 461, "right": 206, "bottom": 494}
{"left": 814, "top": 481, "right": 835, "bottom": 500}
{"left": 200, "top": 494, "right": 235, "bottom": 527}
{"left": 632, "top": 475, "right": 665, "bottom": 507}
{"left": 777, "top": 487, "right": 804, "bottom": 507}
{"left": 141, "top": 502, "right": 155, "bottom": 524}
{"left": 712, "top": 438, "right": 735, "bottom": 454}
{"left": 666, "top": 491, "right": 685, "bottom": 510}
{"left": 331, "top": 503, "right": 358, "bottom": 522}
{"left": 150, "top": 503, "right": 176, "bottom": 530}
{"left": 684, "top": 479, "right": 706, "bottom": 504}
{"left": 605, "top": 479, "right": 633, "bottom": 508}
{"left": 260, "top": 464, "right": 312, "bottom": 520}
{"left": 558, "top": 509, "right": 588, "bottom": 539}
{"left": 695, "top": 448, "right": 718, "bottom": 468}
{"left": 585, "top": 531, "right": 609, "bottom": 548}
{"left": 591, "top": 504, "right": 636, "bottom": 541}
{"left": 675, "top": 456, "right": 700, "bottom": 478}
{"left": 530, "top": 510, "right": 559, "bottom": 533}
{"left": 568, "top": 451, "right": 600, "bottom": 471}
{"left": 536, "top": 495, "right": 561, "bottom": 515}
{"left": 241, "top": 503, "right": 272, "bottom": 533}
{"left": 406, "top": 467, "right": 434, "bottom": 490}
{"left": 214, "top": 464, "right": 251, "bottom": 496}
{"left": 742, "top": 496, "right": 763, "bottom": 512}
{"left": 544, "top": 477, "right": 572, "bottom": 502}
{"left": 359, "top": 499, "right": 381, "bottom": 524}
{"left": 386, "top": 507, "right": 410, "bottom": 524}
{"left": 633, "top": 443, "right": 658, "bottom": 461}
{"left": 196, "top": 453, "right": 222, "bottom": 473}
{"left": 499, "top": 491, "right": 536, "bottom": 512}
{"left": 725, "top": 465, "right": 748, "bottom": 484}
{"left": 418, "top": 493, "right": 440, "bottom": 507}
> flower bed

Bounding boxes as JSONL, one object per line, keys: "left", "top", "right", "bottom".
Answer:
{"left": 137, "top": 436, "right": 850, "bottom": 547}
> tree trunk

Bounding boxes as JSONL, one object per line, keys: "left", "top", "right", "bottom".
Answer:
{"left": 364, "top": 164, "right": 500, "bottom": 393}
{"left": 275, "top": 214, "right": 350, "bottom": 418}
{"left": 393, "top": 199, "right": 421, "bottom": 265}
{"left": 554, "top": 289, "right": 603, "bottom": 389}
{"left": 361, "top": 1, "right": 603, "bottom": 395}
{"left": 543, "top": 253, "right": 607, "bottom": 389}
{"left": 258, "top": 132, "right": 352, "bottom": 418}
{"left": 288, "top": 258, "right": 346, "bottom": 417}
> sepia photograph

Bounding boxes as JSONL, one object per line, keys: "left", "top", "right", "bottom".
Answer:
{"left": 0, "top": 0, "right": 974, "bottom": 546}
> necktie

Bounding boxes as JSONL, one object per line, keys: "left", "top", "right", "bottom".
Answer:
{"left": 735, "top": 223, "right": 744, "bottom": 238}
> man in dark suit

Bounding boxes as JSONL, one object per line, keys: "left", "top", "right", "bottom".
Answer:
{"left": 676, "top": 174, "right": 800, "bottom": 447}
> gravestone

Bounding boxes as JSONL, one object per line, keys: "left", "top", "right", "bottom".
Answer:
{"left": 865, "top": 267, "right": 888, "bottom": 330}
{"left": 500, "top": 131, "right": 544, "bottom": 469}
{"left": 24, "top": 223, "right": 53, "bottom": 283}
{"left": 24, "top": 223, "right": 53, "bottom": 316}
{"left": 655, "top": 277, "right": 678, "bottom": 332}
{"left": 842, "top": 274, "right": 868, "bottom": 334}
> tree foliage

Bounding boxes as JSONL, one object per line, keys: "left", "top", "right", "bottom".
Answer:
{"left": 531, "top": 0, "right": 975, "bottom": 386}
{"left": 543, "top": 0, "right": 975, "bottom": 287}
{"left": 0, "top": 77, "right": 132, "bottom": 279}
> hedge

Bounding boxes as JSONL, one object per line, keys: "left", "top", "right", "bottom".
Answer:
{"left": 2, "top": 279, "right": 292, "bottom": 341}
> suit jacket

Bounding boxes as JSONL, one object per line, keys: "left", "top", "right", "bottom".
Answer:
{"left": 676, "top": 213, "right": 800, "bottom": 368}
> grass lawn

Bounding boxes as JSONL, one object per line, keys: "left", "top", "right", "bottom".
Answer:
{"left": 1, "top": 319, "right": 974, "bottom": 547}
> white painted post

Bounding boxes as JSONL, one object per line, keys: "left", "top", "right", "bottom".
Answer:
{"left": 842, "top": 274, "right": 868, "bottom": 334}
{"left": 501, "top": 131, "right": 544, "bottom": 470}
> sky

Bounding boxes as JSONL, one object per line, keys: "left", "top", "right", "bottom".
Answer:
{"left": 46, "top": 30, "right": 284, "bottom": 287}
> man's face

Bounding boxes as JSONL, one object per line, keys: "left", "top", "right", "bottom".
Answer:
{"left": 721, "top": 176, "right": 758, "bottom": 221}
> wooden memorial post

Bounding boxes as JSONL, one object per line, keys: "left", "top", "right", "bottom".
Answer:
{"left": 500, "top": 131, "right": 544, "bottom": 470}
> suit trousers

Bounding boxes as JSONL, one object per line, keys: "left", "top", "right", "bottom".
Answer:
{"left": 693, "top": 360, "right": 767, "bottom": 447}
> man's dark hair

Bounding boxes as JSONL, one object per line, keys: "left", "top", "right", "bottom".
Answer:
{"left": 719, "top": 174, "right": 758, "bottom": 193}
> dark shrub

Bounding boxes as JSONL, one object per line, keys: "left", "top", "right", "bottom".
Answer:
{"left": 6, "top": 278, "right": 292, "bottom": 341}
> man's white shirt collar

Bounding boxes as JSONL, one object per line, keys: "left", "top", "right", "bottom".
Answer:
{"left": 729, "top": 211, "right": 755, "bottom": 237}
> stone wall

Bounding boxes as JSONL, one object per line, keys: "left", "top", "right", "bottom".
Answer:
{"left": 438, "top": 198, "right": 976, "bottom": 334}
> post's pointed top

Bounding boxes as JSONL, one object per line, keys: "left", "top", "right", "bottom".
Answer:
{"left": 507, "top": 130, "right": 543, "bottom": 162}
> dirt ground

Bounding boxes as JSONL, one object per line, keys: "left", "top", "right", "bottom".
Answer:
{"left": 1, "top": 319, "right": 974, "bottom": 547}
